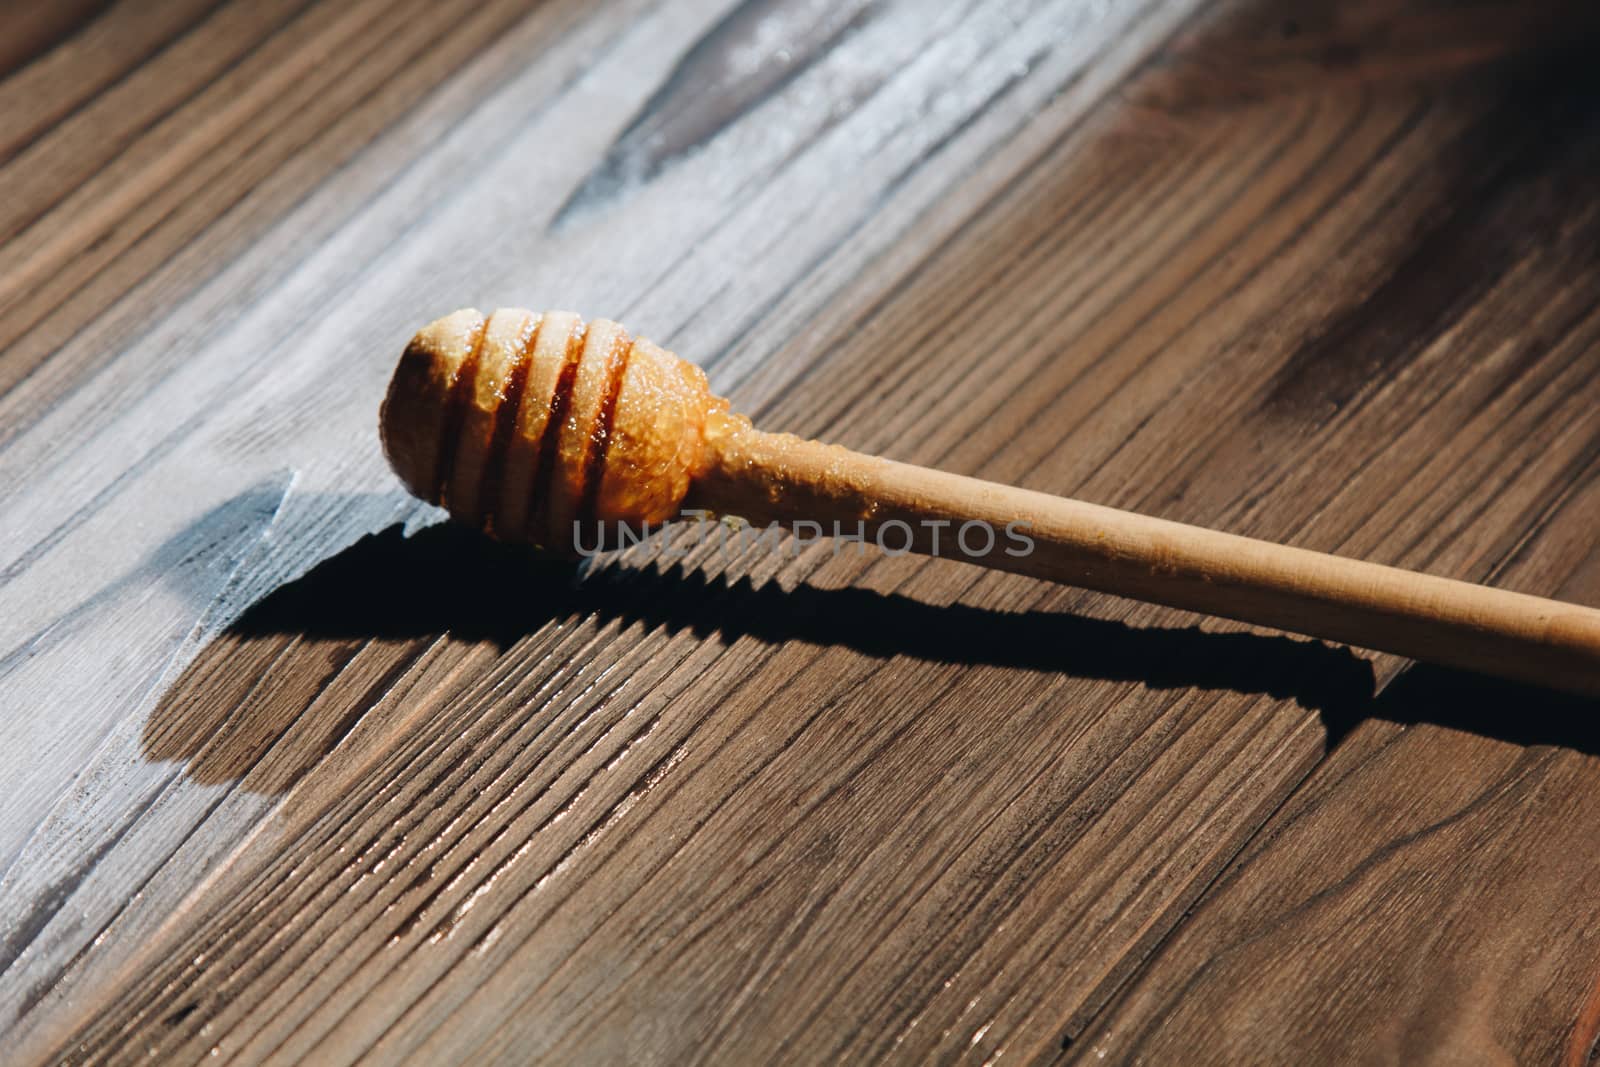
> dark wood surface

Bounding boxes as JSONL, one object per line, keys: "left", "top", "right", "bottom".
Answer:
{"left": 3, "top": 1, "right": 1600, "bottom": 1063}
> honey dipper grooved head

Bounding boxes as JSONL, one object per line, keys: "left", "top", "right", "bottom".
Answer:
{"left": 381, "top": 308, "right": 723, "bottom": 551}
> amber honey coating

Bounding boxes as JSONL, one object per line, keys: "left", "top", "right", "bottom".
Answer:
{"left": 380, "top": 307, "right": 724, "bottom": 551}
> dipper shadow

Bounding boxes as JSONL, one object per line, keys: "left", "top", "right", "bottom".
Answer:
{"left": 143, "top": 518, "right": 1596, "bottom": 796}
{"left": 1334, "top": 665, "right": 1600, "bottom": 756}
{"left": 143, "top": 521, "right": 1379, "bottom": 792}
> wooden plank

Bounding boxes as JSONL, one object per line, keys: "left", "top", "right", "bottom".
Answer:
{"left": 0, "top": 0, "right": 603, "bottom": 424}
{"left": 1071, "top": 482, "right": 1600, "bottom": 1066}
{"left": 1, "top": 0, "right": 1598, "bottom": 1062}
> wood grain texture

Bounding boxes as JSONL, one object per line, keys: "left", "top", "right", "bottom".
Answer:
{"left": 1072, "top": 491, "right": 1600, "bottom": 1067}
{"left": 2, "top": 0, "right": 1599, "bottom": 1063}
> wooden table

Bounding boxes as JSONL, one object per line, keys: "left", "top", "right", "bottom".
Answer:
{"left": 5, "top": 1, "right": 1600, "bottom": 1062}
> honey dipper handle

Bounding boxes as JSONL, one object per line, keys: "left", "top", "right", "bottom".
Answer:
{"left": 687, "top": 425, "right": 1600, "bottom": 696}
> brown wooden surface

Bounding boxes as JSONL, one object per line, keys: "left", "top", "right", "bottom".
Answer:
{"left": 3, "top": 1, "right": 1600, "bottom": 1063}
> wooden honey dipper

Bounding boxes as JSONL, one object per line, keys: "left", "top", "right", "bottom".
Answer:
{"left": 381, "top": 308, "right": 1600, "bottom": 697}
